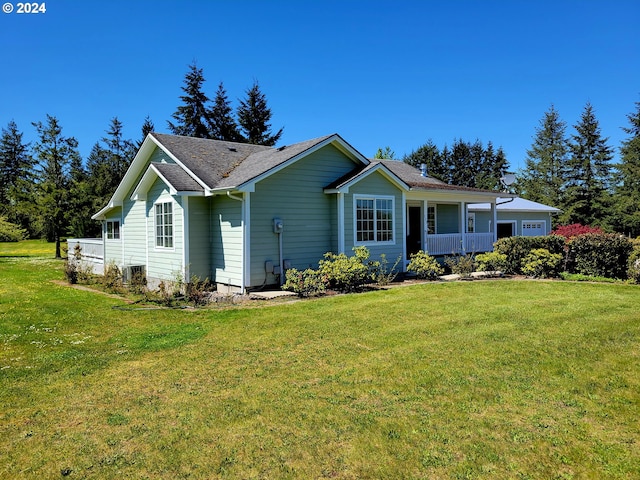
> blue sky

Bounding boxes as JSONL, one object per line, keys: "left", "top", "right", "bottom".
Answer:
{"left": 1, "top": 0, "right": 638, "bottom": 171}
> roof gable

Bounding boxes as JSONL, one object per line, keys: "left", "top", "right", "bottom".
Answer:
{"left": 131, "top": 163, "right": 204, "bottom": 200}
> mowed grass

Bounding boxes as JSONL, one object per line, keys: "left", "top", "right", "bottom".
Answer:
{"left": 1, "top": 242, "right": 639, "bottom": 479}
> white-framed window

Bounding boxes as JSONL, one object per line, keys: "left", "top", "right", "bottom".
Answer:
{"left": 106, "top": 220, "right": 120, "bottom": 240}
{"left": 427, "top": 205, "right": 436, "bottom": 234}
{"left": 155, "top": 201, "right": 173, "bottom": 248}
{"left": 354, "top": 195, "right": 394, "bottom": 244}
{"left": 467, "top": 212, "right": 475, "bottom": 233}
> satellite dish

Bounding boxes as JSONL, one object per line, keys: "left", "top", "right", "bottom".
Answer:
{"left": 500, "top": 173, "right": 516, "bottom": 187}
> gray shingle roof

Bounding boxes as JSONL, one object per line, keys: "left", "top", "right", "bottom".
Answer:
{"left": 152, "top": 163, "right": 203, "bottom": 192}
{"left": 150, "top": 133, "right": 337, "bottom": 190}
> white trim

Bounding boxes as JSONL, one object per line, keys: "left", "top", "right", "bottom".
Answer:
{"left": 337, "top": 193, "right": 345, "bottom": 254}
{"left": 153, "top": 199, "right": 176, "bottom": 251}
{"left": 353, "top": 194, "right": 396, "bottom": 246}
{"left": 324, "top": 163, "right": 409, "bottom": 194}
{"left": 239, "top": 134, "right": 369, "bottom": 193}
{"left": 401, "top": 192, "right": 407, "bottom": 268}
{"left": 243, "top": 192, "right": 250, "bottom": 293}
{"left": 183, "top": 197, "right": 189, "bottom": 281}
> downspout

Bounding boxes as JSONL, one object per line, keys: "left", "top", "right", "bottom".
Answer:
{"left": 227, "top": 191, "right": 243, "bottom": 202}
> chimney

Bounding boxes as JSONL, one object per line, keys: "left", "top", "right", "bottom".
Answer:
{"left": 420, "top": 163, "right": 427, "bottom": 177}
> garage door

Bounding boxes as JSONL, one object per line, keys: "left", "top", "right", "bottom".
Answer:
{"left": 522, "top": 221, "right": 545, "bottom": 236}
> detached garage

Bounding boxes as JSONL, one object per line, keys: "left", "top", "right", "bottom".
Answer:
{"left": 468, "top": 197, "right": 561, "bottom": 238}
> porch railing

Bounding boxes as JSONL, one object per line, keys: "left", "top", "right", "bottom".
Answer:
{"left": 67, "top": 238, "right": 104, "bottom": 261}
{"left": 425, "top": 232, "right": 495, "bottom": 256}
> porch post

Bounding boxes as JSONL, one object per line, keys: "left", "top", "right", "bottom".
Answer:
{"left": 491, "top": 200, "right": 497, "bottom": 244}
{"left": 460, "top": 202, "right": 466, "bottom": 254}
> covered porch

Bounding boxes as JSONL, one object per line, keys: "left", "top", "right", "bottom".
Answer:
{"left": 406, "top": 197, "right": 498, "bottom": 257}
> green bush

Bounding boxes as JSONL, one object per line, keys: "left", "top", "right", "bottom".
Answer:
{"left": 475, "top": 251, "right": 508, "bottom": 272}
{"left": 185, "top": 275, "right": 212, "bottom": 306}
{"left": 406, "top": 250, "right": 444, "bottom": 280}
{"left": 568, "top": 233, "right": 633, "bottom": 280}
{"left": 626, "top": 245, "right": 640, "bottom": 284}
{"left": 494, "top": 235, "right": 565, "bottom": 274}
{"left": 444, "top": 254, "right": 476, "bottom": 277}
{"left": 521, "top": 248, "right": 563, "bottom": 278}
{"left": 283, "top": 268, "right": 328, "bottom": 297}
{"left": 318, "top": 246, "right": 376, "bottom": 292}
{"left": 0, "top": 216, "right": 26, "bottom": 242}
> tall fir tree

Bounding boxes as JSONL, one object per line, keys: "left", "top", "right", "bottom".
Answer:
{"left": 87, "top": 118, "right": 137, "bottom": 233}
{"left": 67, "top": 154, "right": 94, "bottom": 238}
{"left": 614, "top": 100, "right": 640, "bottom": 236}
{"left": 562, "top": 102, "right": 614, "bottom": 226}
{"left": 402, "top": 140, "right": 448, "bottom": 181}
{"left": 210, "top": 82, "right": 243, "bottom": 142}
{"left": 237, "top": 81, "right": 283, "bottom": 146}
{"left": 517, "top": 105, "right": 569, "bottom": 210}
{"left": 32, "top": 115, "right": 81, "bottom": 258}
{"left": 138, "top": 115, "right": 155, "bottom": 147}
{"left": 0, "top": 120, "right": 37, "bottom": 235}
{"left": 168, "top": 62, "right": 214, "bottom": 138}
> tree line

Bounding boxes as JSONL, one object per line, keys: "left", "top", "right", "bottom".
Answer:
{"left": 0, "top": 62, "right": 284, "bottom": 256}
{"left": 401, "top": 100, "right": 640, "bottom": 237}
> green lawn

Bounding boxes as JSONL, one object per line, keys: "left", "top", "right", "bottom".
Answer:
{"left": 1, "top": 242, "right": 639, "bottom": 479}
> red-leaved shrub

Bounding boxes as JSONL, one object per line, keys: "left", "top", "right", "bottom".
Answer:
{"left": 551, "top": 223, "right": 604, "bottom": 240}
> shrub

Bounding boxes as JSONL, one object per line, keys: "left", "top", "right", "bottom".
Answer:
{"left": 318, "top": 246, "right": 376, "bottom": 292}
{"left": 552, "top": 223, "right": 604, "bottom": 240}
{"left": 64, "top": 259, "right": 78, "bottom": 284}
{"left": 372, "top": 253, "right": 402, "bottom": 286}
{"left": 568, "top": 233, "right": 633, "bottom": 280}
{"left": 521, "top": 248, "right": 563, "bottom": 278}
{"left": 626, "top": 245, "right": 640, "bottom": 284}
{"left": 102, "top": 261, "right": 123, "bottom": 292}
{"left": 445, "top": 254, "right": 476, "bottom": 277}
{"left": 0, "top": 216, "right": 26, "bottom": 242}
{"left": 475, "top": 251, "right": 508, "bottom": 272}
{"left": 494, "top": 235, "right": 566, "bottom": 274}
{"left": 185, "top": 275, "right": 213, "bottom": 306}
{"left": 407, "top": 250, "right": 443, "bottom": 279}
{"left": 283, "top": 268, "right": 328, "bottom": 297}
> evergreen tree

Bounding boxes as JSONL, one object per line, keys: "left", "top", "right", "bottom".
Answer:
{"left": 517, "top": 105, "right": 568, "bottom": 209}
{"left": 374, "top": 146, "right": 395, "bottom": 159}
{"left": 402, "top": 140, "right": 448, "bottom": 181}
{"left": 210, "top": 82, "right": 243, "bottom": 142}
{"left": 450, "top": 139, "right": 473, "bottom": 187}
{"left": 237, "top": 81, "right": 283, "bottom": 146}
{"left": 563, "top": 102, "right": 614, "bottom": 226}
{"left": 32, "top": 115, "right": 81, "bottom": 258}
{"left": 138, "top": 115, "right": 155, "bottom": 147}
{"left": 0, "top": 121, "right": 36, "bottom": 235}
{"left": 168, "top": 62, "right": 214, "bottom": 138}
{"left": 614, "top": 100, "right": 640, "bottom": 236}
{"left": 67, "top": 154, "right": 94, "bottom": 238}
{"left": 87, "top": 118, "right": 137, "bottom": 229}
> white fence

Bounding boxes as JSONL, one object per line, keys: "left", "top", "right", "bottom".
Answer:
{"left": 66, "top": 238, "right": 104, "bottom": 274}
{"left": 425, "top": 232, "right": 495, "bottom": 256}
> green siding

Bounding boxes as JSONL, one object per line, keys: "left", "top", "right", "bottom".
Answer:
{"left": 212, "top": 195, "right": 243, "bottom": 287}
{"left": 188, "top": 196, "right": 211, "bottom": 280}
{"left": 122, "top": 200, "right": 146, "bottom": 266}
{"left": 474, "top": 211, "right": 552, "bottom": 235}
{"left": 344, "top": 170, "right": 404, "bottom": 261}
{"left": 248, "top": 144, "right": 358, "bottom": 286}
{"left": 103, "top": 208, "right": 123, "bottom": 265}
{"left": 146, "top": 178, "right": 184, "bottom": 281}
{"left": 437, "top": 204, "right": 459, "bottom": 234}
